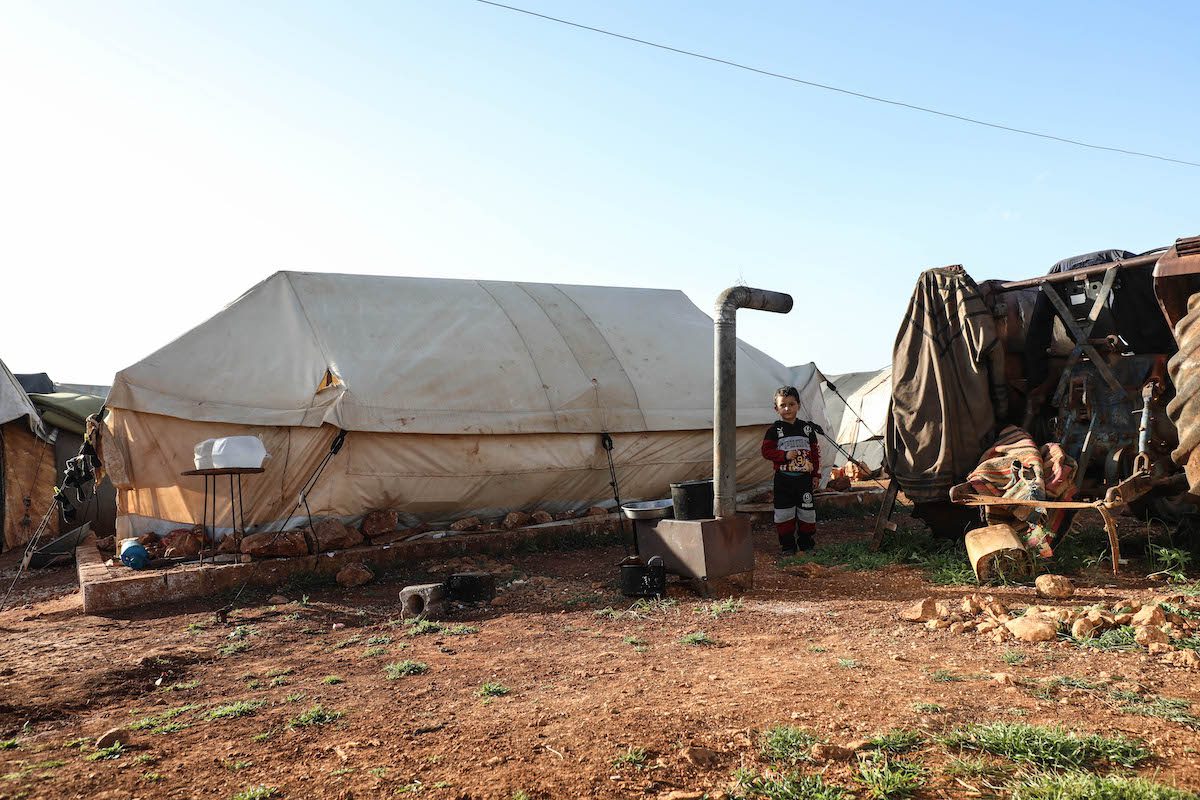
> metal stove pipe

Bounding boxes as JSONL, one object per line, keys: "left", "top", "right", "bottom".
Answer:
{"left": 713, "top": 286, "right": 793, "bottom": 518}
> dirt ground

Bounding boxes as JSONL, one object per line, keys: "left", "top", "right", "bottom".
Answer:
{"left": 1, "top": 511, "right": 1199, "bottom": 799}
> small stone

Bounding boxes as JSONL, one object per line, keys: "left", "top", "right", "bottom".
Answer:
{"left": 1134, "top": 625, "right": 1168, "bottom": 647}
{"left": 309, "top": 518, "right": 364, "bottom": 551}
{"left": 1132, "top": 605, "right": 1166, "bottom": 628}
{"left": 948, "top": 622, "right": 967, "bottom": 635}
{"left": 502, "top": 511, "right": 532, "bottom": 529}
{"left": 1071, "top": 618, "right": 1098, "bottom": 640}
{"left": 241, "top": 530, "right": 308, "bottom": 559}
{"left": 934, "top": 601, "right": 952, "bottom": 618}
{"left": 1005, "top": 614, "right": 1058, "bottom": 643}
{"left": 1035, "top": 574, "right": 1075, "bottom": 600}
{"left": 900, "top": 598, "right": 938, "bottom": 623}
{"left": 926, "top": 618, "right": 950, "bottom": 630}
{"left": 811, "top": 743, "right": 854, "bottom": 761}
{"left": 961, "top": 596, "right": 982, "bottom": 615}
{"left": 991, "top": 672, "right": 1015, "bottom": 686}
{"left": 95, "top": 727, "right": 129, "bottom": 749}
{"left": 1148, "top": 642, "right": 1172, "bottom": 655}
{"left": 530, "top": 510, "right": 554, "bottom": 525}
{"left": 581, "top": 506, "right": 608, "bottom": 517}
{"left": 976, "top": 620, "right": 998, "bottom": 634}
{"left": 360, "top": 510, "right": 400, "bottom": 538}
{"left": 268, "top": 595, "right": 289, "bottom": 605}
{"left": 336, "top": 563, "right": 374, "bottom": 588}
{"left": 484, "top": 756, "right": 505, "bottom": 767}
{"left": 449, "top": 516, "right": 481, "bottom": 532}
{"left": 679, "top": 745, "right": 721, "bottom": 768}
{"left": 660, "top": 792, "right": 705, "bottom": 800}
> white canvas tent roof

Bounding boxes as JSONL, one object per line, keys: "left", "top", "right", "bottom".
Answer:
{"left": 822, "top": 367, "right": 891, "bottom": 470}
{"left": 109, "top": 272, "right": 794, "bottom": 433}
{"left": 0, "top": 358, "right": 42, "bottom": 435}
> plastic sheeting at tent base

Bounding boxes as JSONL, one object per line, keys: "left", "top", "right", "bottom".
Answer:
{"left": 103, "top": 414, "right": 777, "bottom": 539}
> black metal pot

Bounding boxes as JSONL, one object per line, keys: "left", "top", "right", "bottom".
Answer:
{"left": 619, "top": 556, "right": 666, "bottom": 598}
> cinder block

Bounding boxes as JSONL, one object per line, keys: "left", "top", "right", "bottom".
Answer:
{"left": 399, "top": 583, "right": 447, "bottom": 619}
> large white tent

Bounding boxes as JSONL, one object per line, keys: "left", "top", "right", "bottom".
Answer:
{"left": 821, "top": 367, "right": 892, "bottom": 473}
{"left": 102, "top": 272, "right": 810, "bottom": 539}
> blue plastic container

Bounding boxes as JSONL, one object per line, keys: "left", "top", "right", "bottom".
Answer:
{"left": 119, "top": 539, "right": 150, "bottom": 570}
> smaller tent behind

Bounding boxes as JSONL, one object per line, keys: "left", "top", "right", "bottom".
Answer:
{"left": 821, "top": 367, "right": 892, "bottom": 474}
{"left": 0, "top": 359, "right": 58, "bottom": 551}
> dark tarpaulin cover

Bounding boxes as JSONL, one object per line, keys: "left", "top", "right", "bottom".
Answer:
{"left": 886, "top": 267, "right": 1007, "bottom": 504}
{"left": 15, "top": 373, "right": 54, "bottom": 395}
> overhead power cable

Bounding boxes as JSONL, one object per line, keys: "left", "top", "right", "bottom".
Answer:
{"left": 473, "top": 0, "right": 1200, "bottom": 169}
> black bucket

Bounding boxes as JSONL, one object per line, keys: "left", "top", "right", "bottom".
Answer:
{"left": 619, "top": 556, "right": 666, "bottom": 598}
{"left": 670, "top": 479, "right": 714, "bottom": 520}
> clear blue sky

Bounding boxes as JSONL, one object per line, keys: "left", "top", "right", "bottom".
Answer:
{"left": 2, "top": 1, "right": 1197, "bottom": 385}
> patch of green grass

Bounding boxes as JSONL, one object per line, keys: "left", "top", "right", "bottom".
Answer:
{"left": 837, "top": 658, "right": 861, "bottom": 669}
{"left": 129, "top": 704, "right": 200, "bottom": 732}
{"left": 868, "top": 729, "right": 924, "bottom": 753}
{"left": 384, "top": 660, "right": 429, "bottom": 679}
{"left": 512, "top": 792, "right": 532, "bottom": 800}
{"left": 219, "top": 640, "right": 252, "bottom": 656}
{"left": 365, "top": 635, "right": 392, "bottom": 645}
{"left": 594, "top": 607, "right": 622, "bottom": 620}
{"left": 265, "top": 667, "right": 293, "bottom": 678}
{"left": 142, "top": 771, "right": 165, "bottom": 783}
{"left": 444, "top": 624, "right": 479, "bottom": 635}
{"left": 363, "top": 646, "right": 388, "bottom": 657}
{"left": 760, "top": 725, "right": 819, "bottom": 765}
{"left": 611, "top": 746, "right": 649, "bottom": 769}
{"left": 698, "top": 597, "right": 743, "bottom": 617}
{"left": 1115, "top": 694, "right": 1200, "bottom": 729}
{"left": 186, "top": 621, "right": 207, "bottom": 633}
{"left": 942, "top": 723, "right": 1149, "bottom": 769}
{"left": 622, "top": 635, "right": 646, "bottom": 648}
{"left": 944, "top": 756, "right": 1010, "bottom": 781}
{"left": 227, "top": 625, "right": 256, "bottom": 639}
{"left": 929, "top": 668, "right": 963, "bottom": 683}
{"left": 405, "top": 619, "right": 443, "bottom": 636}
{"left": 1007, "top": 770, "right": 1196, "bottom": 800}
{"left": 285, "top": 692, "right": 306, "bottom": 703}
{"left": 251, "top": 729, "right": 275, "bottom": 742}
{"left": 62, "top": 737, "right": 89, "bottom": 749}
{"left": 1002, "top": 649, "right": 1027, "bottom": 665}
{"left": 226, "top": 759, "right": 253, "bottom": 772}
{"left": 912, "top": 703, "right": 943, "bottom": 714}
{"left": 477, "top": 682, "right": 510, "bottom": 697}
{"left": 329, "top": 635, "right": 363, "bottom": 650}
{"left": 0, "top": 739, "right": 17, "bottom": 750}
{"left": 209, "top": 700, "right": 266, "bottom": 720}
{"left": 782, "top": 529, "right": 974, "bottom": 585}
{"left": 732, "top": 768, "right": 848, "bottom": 799}
{"left": 1072, "top": 626, "right": 1138, "bottom": 651}
{"left": 628, "top": 597, "right": 678, "bottom": 616}
{"left": 231, "top": 787, "right": 278, "bottom": 800}
{"left": 288, "top": 704, "right": 342, "bottom": 728}
{"left": 321, "top": 675, "right": 343, "bottom": 685}
{"left": 679, "top": 631, "right": 715, "bottom": 646}
{"left": 161, "top": 679, "right": 200, "bottom": 692}
{"left": 86, "top": 742, "right": 125, "bottom": 761}
{"left": 808, "top": 645, "right": 828, "bottom": 653}
{"left": 856, "top": 759, "right": 925, "bottom": 799}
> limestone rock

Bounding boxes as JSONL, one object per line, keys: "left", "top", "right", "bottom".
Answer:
{"left": 581, "top": 506, "right": 608, "bottom": 517}
{"left": 1035, "top": 574, "right": 1075, "bottom": 600}
{"left": 900, "top": 598, "right": 938, "bottom": 623}
{"left": 361, "top": 510, "right": 400, "bottom": 538}
{"left": 934, "top": 601, "right": 952, "bottom": 619}
{"left": 961, "top": 596, "right": 982, "bottom": 615}
{"left": 991, "top": 672, "right": 1015, "bottom": 686}
{"left": 241, "top": 530, "right": 308, "bottom": 559}
{"left": 679, "top": 745, "right": 721, "bottom": 768}
{"left": 1005, "top": 614, "right": 1058, "bottom": 643}
{"left": 530, "top": 510, "right": 554, "bottom": 525}
{"left": 1165, "top": 649, "right": 1200, "bottom": 669}
{"left": 450, "top": 516, "right": 481, "bottom": 532}
{"left": 1148, "top": 642, "right": 1172, "bottom": 655}
{"left": 95, "top": 727, "right": 129, "bottom": 749}
{"left": 216, "top": 534, "right": 241, "bottom": 554}
{"left": 310, "top": 519, "right": 364, "bottom": 552}
{"left": 502, "top": 511, "right": 532, "bottom": 530}
{"left": 1132, "top": 605, "right": 1166, "bottom": 628}
{"left": 268, "top": 595, "right": 289, "bottom": 605}
{"left": 811, "top": 743, "right": 854, "bottom": 761}
{"left": 1134, "top": 625, "right": 1168, "bottom": 647}
{"left": 948, "top": 622, "right": 968, "bottom": 635}
{"left": 660, "top": 792, "right": 705, "bottom": 800}
{"left": 336, "top": 563, "right": 374, "bottom": 588}
{"left": 1071, "top": 618, "right": 1098, "bottom": 640}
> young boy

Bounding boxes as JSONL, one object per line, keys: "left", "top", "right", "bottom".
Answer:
{"left": 761, "top": 386, "right": 822, "bottom": 554}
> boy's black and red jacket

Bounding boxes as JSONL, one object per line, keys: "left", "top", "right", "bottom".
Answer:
{"left": 761, "top": 419, "right": 822, "bottom": 477}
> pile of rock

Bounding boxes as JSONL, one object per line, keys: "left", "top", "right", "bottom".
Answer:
{"left": 360, "top": 505, "right": 610, "bottom": 540}
{"left": 899, "top": 582, "right": 1200, "bottom": 669}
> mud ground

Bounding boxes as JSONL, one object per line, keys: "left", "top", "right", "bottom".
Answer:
{"left": 1, "top": 511, "right": 1198, "bottom": 799}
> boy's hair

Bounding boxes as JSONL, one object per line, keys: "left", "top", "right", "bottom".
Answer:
{"left": 774, "top": 386, "right": 800, "bottom": 404}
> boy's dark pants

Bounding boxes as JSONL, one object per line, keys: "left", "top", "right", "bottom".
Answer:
{"left": 774, "top": 472, "right": 816, "bottom": 553}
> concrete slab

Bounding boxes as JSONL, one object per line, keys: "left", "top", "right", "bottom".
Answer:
{"left": 77, "top": 514, "right": 620, "bottom": 615}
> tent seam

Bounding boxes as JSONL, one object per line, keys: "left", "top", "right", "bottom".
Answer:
{"left": 475, "top": 281, "right": 559, "bottom": 430}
